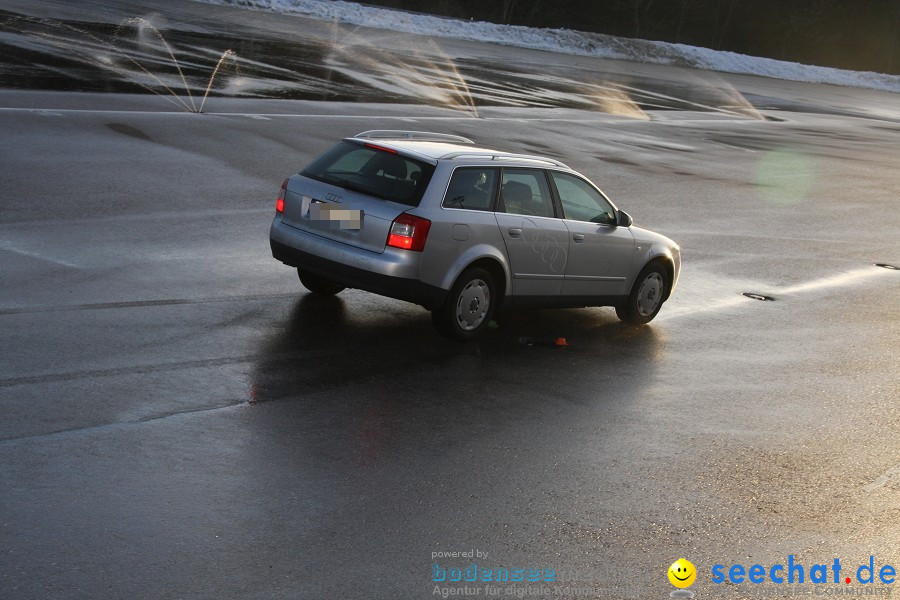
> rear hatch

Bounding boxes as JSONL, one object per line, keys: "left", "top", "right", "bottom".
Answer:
{"left": 280, "top": 140, "right": 436, "bottom": 254}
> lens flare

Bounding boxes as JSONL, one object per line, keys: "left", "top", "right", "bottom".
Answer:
{"left": 754, "top": 148, "right": 816, "bottom": 206}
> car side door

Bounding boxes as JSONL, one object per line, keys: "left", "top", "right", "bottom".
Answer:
{"left": 550, "top": 171, "right": 635, "bottom": 298}
{"left": 493, "top": 168, "right": 569, "bottom": 301}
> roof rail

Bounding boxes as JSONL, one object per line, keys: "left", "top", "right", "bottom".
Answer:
{"left": 354, "top": 130, "right": 475, "bottom": 144}
{"left": 440, "top": 151, "right": 570, "bottom": 169}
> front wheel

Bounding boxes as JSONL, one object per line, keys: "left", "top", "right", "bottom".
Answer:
{"left": 616, "top": 262, "right": 668, "bottom": 324}
{"left": 432, "top": 267, "right": 496, "bottom": 341}
{"left": 297, "top": 269, "right": 345, "bottom": 295}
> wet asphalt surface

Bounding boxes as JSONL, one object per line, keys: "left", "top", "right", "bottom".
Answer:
{"left": 1, "top": 1, "right": 900, "bottom": 599}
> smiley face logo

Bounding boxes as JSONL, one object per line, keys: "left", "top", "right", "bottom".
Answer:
{"left": 668, "top": 558, "right": 696, "bottom": 588}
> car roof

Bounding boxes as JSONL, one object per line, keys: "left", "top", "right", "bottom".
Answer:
{"left": 348, "top": 130, "right": 570, "bottom": 169}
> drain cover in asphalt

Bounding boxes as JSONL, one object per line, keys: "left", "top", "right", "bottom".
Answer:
{"left": 742, "top": 292, "right": 776, "bottom": 301}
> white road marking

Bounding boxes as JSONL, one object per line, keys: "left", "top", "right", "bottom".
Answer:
{"left": 0, "top": 241, "right": 80, "bottom": 268}
{"left": 0, "top": 106, "right": 736, "bottom": 123}
{"left": 0, "top": 107, "right": 478, "bottom": 118}
{"left": 0, "top": 207, "right": 272, "bottom": 228}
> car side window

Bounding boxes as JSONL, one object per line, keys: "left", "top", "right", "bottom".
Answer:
{"left": 551, "top": 172, "right": 616, "bottom": 225}
{"left": 498, "top": 169, "right": 555, "bottom": 218}
{"left": 442, "top": 168, "right": 497, "bottom": 211}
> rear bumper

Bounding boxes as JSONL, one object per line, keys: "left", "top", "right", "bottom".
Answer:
{"left": 270, "top": 219, "right": 447, "bottom": 310}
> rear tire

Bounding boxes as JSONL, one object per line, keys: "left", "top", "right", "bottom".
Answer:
{"left": 297, "top": 269, "right": 345, "bottom": 295}
{"left": 616, "top": 262, "right": 668, "bottom": 324}
{"left": 432, "top": 267, "right": 496, "bottom": 341}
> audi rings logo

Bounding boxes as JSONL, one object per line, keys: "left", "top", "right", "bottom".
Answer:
{"left": 523, "top": 220, "right": 567, "bottom": 274}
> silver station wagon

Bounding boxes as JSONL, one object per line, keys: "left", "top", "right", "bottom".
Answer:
{"left": 270, "top": 130, "right": 681, "bottom": 340}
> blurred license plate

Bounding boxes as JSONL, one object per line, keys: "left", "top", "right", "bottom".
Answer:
{"left": 306, "top": 199, "right": 362, "bottom": 230}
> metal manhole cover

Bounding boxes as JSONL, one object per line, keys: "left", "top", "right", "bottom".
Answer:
{"left": 742, "top": 292, "right": 775, "bottom": 301}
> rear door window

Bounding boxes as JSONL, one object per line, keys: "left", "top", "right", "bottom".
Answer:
{"left": 498, "top": 168, "right": 556, "bottom": 218}
{"left": 441, "top": 167, "right": 498, "bottom": 211}
{"left": 301, "top": 141, "right": 435, "bottom": 207}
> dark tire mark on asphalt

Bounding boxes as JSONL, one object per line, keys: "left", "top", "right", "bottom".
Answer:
{"left": 0, "top": 292, "right": 299, "bottom": 315}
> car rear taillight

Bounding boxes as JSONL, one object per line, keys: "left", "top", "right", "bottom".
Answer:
{"left": 387, "top": 213, "right": 431, "bottom": 252}
{"left": 275, "top": 179, "right": 287, "bottom": 213}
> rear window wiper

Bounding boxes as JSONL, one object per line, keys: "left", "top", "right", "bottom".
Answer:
{"left": 330, "top": 176, "right": 404, "bottom": 203}
{"left": 332, "top": 177, "right": 377, "bottom": 197}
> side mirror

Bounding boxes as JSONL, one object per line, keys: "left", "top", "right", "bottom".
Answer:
{"left": 616, "top": 210, "right": 633, "bottom": 227}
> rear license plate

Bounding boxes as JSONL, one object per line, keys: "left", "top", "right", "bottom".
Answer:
{"left": 303, "top": 197, "right": 362, "bottom": 231}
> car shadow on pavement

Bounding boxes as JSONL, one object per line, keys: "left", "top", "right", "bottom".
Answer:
{"left": 249, "top": 292, "right": 665, "bottom": 407}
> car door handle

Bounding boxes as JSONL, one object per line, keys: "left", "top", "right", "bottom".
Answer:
{"left": 507, "top": 228, "right": 522, "bottom": 238}
{"left": 573, "top": 234, "right": 585, "bottom": 243}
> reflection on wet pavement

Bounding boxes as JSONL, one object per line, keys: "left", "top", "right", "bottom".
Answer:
{"left": 250, "top": 294, "right": 662, "bottom": 406}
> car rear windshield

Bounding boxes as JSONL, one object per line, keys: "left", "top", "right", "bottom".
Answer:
{"left": 301, "top": 141, "right": 436, "bottom": 207}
